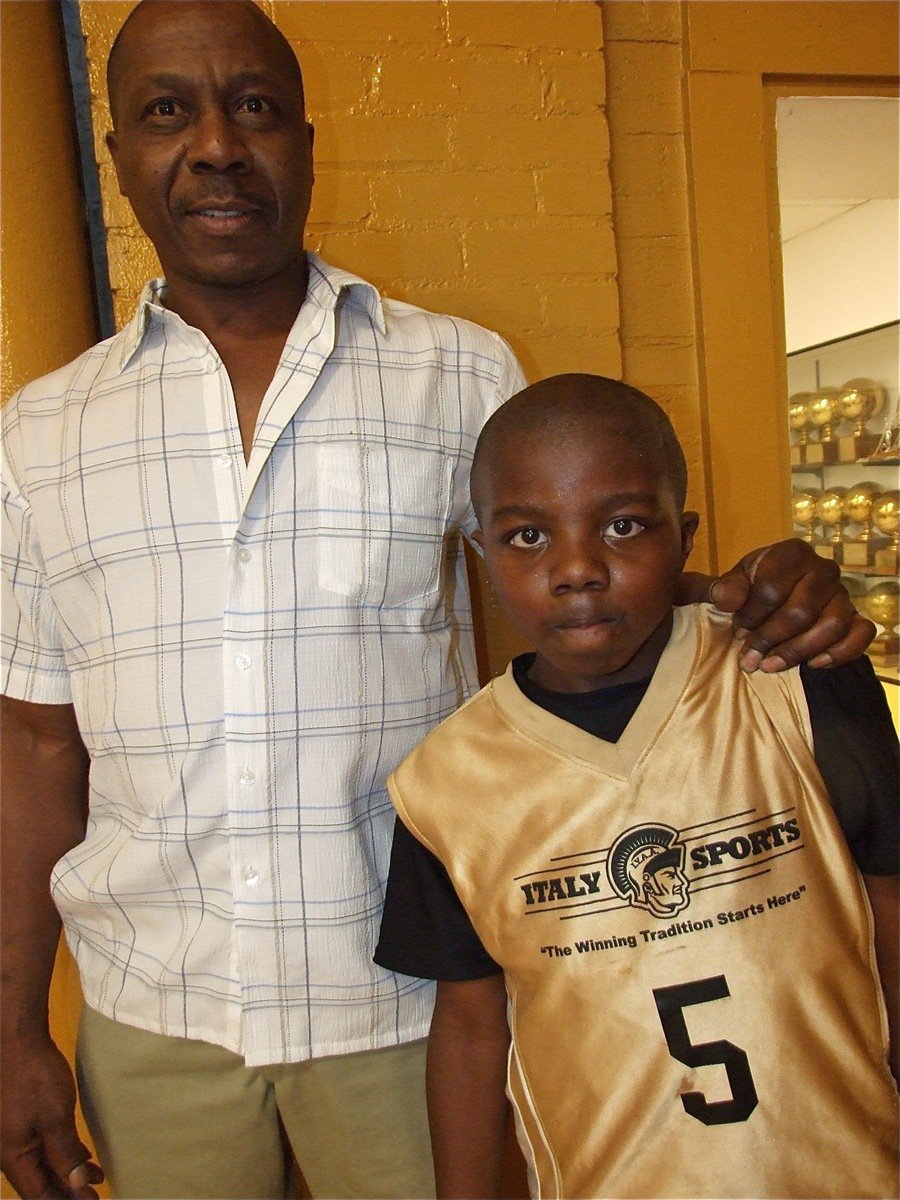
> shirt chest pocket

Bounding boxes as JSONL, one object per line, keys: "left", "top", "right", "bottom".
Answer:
{"left": 314, "top": 442, "right": 456, "bottom": 609}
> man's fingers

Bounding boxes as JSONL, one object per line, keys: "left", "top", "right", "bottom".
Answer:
{"left": 771, "top": 612, "right": 878, "bottom": 672}
{"left": 43, "top": 1128, "right": 103, "bottom": 1200}
{"left": 731, "top": 542, "right": 843, "bottom": 635}
{"left": 741, "top": 597, "right": 875, "bottom": 673}
{"left": 65, "top": 1159, "right": 104, "bottom": 1200}
{"left": 2, "top": 1143, "right": 66, "bottom": 1200}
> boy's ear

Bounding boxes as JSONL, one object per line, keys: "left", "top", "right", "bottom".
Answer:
{"left": 680, "top": 511, "right": 700, "bottom": 562}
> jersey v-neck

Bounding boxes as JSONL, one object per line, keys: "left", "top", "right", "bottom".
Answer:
{"left": 513, "top": 656, "right": 651, "bottom": 742}
{"left": 492, "top": 605, "right": 699, "bottom": 780}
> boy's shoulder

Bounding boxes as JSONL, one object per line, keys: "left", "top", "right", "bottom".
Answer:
{"left": 692, "top": 602, "right": 808, "bottom": 707}
{"left": 395, "top": 677, "right": 502, "bottom": 766}
{"left": 387, "top": 679, "right": 510, "bottom": 828}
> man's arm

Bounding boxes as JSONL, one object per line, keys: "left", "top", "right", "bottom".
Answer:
{"left": 676, "top": 538, "right": 874, "bottom": 671}
{"left": 1, "top": 696, "right": 103, "bottom": 1200}
{"left": 862, "top": 873, "right": 899, "bottom": 1086}
{"left": 427, "top": 975, "right": 511, "bottom": 1200}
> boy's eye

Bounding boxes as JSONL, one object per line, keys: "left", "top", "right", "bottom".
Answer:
{"left": 508, "top": 528, "right": 547, "bottom": 548}
{"left": 604, "top": 518, "right": 644, "bottom": 540}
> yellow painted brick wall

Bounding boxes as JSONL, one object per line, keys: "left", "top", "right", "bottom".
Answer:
{"left": 0, "top": 8, "right": 102, "bottom": 1195}
{"left": 602, "top": 1, "right": 713, "bottom": 574}
{"left": 1, "top": 1, "right": 97, "bottom": 402}
{"left": 78, "top": 0, "right": 620, "bottom": 385}
{"left": 77, "top": 0, "right": 621, "bottom": 676}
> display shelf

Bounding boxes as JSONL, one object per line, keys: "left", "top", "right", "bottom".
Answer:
{"left": 787, "top": 322, "right": 899, "bottom": 671}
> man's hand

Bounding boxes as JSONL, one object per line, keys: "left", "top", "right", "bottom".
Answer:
{"left": 1, "top": 697, "right": 97, "bottom": 1198}
{"left": 1, "top": 1040, "right": 103, "bottom": 1199}
{"left": 680, "top": 538, "right": 875, "bottom": 672}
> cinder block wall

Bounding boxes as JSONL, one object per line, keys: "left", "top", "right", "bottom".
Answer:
{"left": 602, "top": 1, "right": 712, "bottom": 571}
{"left": 1, "top": 0, "right": 96, "bottom": 402}
{"left": 80, "top": 0, "right": 621, "bottom": 386}
{"left": 79, "top": 0, "right": 624, "bottom": 672}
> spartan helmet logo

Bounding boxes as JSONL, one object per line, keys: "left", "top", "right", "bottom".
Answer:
{"left": 607, "top": 824, "right": 690, "bottom": 919}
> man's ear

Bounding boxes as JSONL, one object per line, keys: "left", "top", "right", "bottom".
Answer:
{"left": 680, "top": 511, "right": 700, "bottom": 562}
{"left": 306, "top": 122, "right": 315, "bottom": 183}
{"left": 105, "top": 130, "right": 127, "bottom": 197}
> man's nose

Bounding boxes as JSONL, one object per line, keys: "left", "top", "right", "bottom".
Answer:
{"left": 186, "top": 110, "right": 251, "bottom": 174}
{"left": 549, "top": 536, "right": 609, "bottom": 593}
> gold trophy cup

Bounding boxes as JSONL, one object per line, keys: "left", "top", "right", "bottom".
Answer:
{"left": 873, "top": 489, "right": 900, "bottom": 574}
{"left": 791, "top": 488, "right": 821, "bottom": 544}
{"left": 840, "top": 481, "right": 882, "bottom": 567}
{"left": 788, "top": 393, "right": 813, "bottom": 467}
{"left": 865, "top": 580, "right": 899, "bottom": 668}
{"left": 805, "top": 388, "right": 841, "bottom": 465}
{"left": 815, "top": 486, "right": 847, "bottom": 561}
{"left": 837, "top": 377, "right": 886, "bottom": 463}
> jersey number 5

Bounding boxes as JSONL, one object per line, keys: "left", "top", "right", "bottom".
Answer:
{"left": 652, "top": 975, "right": 759, "bottom": 1125}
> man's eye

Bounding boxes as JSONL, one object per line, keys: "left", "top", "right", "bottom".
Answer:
{"left": 239, "top": 96, "right": 271, "bottom": 114}
{"left": 605, "top": 518, "right": 643, "bottom": 540}
{"left": 148, "top": 98, "right": 179, "bottom": 117}
{"left": 508, "top": 528, "right": 547, "bottom": 548}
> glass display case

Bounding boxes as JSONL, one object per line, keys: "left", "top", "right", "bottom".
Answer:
{"left": 788, "top": 321, "right": 899, "bottom": 683}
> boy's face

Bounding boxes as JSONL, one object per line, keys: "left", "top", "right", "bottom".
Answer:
{"left": 473, "top": 425, "right": 698, "bottom": 693}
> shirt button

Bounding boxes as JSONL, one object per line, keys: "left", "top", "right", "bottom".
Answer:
{"left": 243, "top": 867, "right": 260, "bottom": 887}
{"left": 239, "top": 768, "right": 256, "bottom": 786}
{"left": 235, "top": 653, "right": 251, "bottom": 671}
{"left": 217, "top": 455, "right": 232, "bottom": 470}
{"left": 237, "top": 548, "right": 251, "bottom": 563}
{"left": 205, "top": 359, "right": 217, "bottom": 374}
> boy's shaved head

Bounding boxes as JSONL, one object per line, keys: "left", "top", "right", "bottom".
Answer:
{"left": 471, "top": 374, "right": 688, "bottom": 517}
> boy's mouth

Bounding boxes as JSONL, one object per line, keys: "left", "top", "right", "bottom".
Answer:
{"left": 554, "top": 607, "right": 620, "bottom": 631}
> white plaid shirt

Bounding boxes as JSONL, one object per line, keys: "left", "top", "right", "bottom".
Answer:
{"left": 1, "top": 255, "right": 525, "bottom": 1065}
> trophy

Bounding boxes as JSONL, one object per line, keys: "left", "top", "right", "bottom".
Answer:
{"left": 815, "top": 487, "right": 847, "bottom": 561}
{"left": 788, "top": 393, "right": 813, "bottom": 467}
{"left": 805, "top": 388, "right": 841, "bottom": 465}
{"left": 837, "top": 377, "right": 886, "bottom": 463}
{"left": 840, "top": 481, "right": 882, "bottom": 567}
{"left": 873, "top": 489, "right": 899, "bottom": 574}
{"left": 865, "top": 580, "right": 899, "bottom": 668}
{"left": 866, "top": 393, "right": 900, "bottom": 462}
{"left": 791, "top": 488, "right": 821, "bottom": 544}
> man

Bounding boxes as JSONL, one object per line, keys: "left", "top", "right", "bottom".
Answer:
{"left": 0, "top": 4, "right": 873, "bottom": 1199}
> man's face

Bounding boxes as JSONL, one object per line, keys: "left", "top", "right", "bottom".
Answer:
{"left": 474, "top": 424, "right": 697, "bottom": 693}
{"left": 106, "top": 1, "right": 313, "bottom": 298}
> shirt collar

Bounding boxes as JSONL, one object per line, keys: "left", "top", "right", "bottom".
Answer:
{"left": 112, "top": 253, "right": 387, "bottom": 375}
{"left": 305, "top": 253, "right": 387, "bottom": 334}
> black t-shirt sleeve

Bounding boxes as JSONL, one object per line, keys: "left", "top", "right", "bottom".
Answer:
{"left": 374, "top": 815, "right": 502, "bottom": 981}
{"left": 801, "top": 658, "right": 899, "bottom": 875}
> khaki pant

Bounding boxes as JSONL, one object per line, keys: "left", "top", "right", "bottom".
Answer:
{"left": 76, "top": 1006, "right": 435, "bottom": 1200}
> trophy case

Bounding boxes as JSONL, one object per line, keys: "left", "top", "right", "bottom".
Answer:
{"left": 788, "top": 321, "right": 899, "bottom": 682}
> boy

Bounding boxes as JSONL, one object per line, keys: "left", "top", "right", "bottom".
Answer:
{"left": 374, "top": 375, "right": 899, "bottom": 1199}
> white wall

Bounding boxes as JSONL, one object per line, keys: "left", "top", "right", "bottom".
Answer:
{"left": 782, "top": 198, "right": 899, "bottom": 352}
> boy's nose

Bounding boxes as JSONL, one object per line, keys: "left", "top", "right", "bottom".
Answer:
{"left": 549, "top": 539, "right": 609, "bottom": 593}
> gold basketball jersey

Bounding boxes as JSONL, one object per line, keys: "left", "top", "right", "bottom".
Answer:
{"left": 389, "top": 606, "right": 899, "bottom": 1198}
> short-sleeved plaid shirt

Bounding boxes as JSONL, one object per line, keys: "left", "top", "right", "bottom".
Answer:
{"left": 1, "top": 254, "right": 525, "bottom": 1065}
